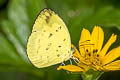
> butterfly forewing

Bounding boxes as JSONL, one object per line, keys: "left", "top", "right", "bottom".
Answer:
{"left": 27, "top": 9, "right": 71, "bottom": 68}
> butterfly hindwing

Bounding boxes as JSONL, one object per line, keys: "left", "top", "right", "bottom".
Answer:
{"left": 27, "top": 9, "right": 71, "bottom": 68}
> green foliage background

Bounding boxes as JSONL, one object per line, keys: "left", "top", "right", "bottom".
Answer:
{"left": 0, "top": 0, "right": 120, "bottom": 80}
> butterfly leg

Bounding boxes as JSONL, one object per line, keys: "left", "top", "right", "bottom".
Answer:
{"left": 69, "top": 58, "right": 73, "bottom": 65}
{"left": 60, "top": 61, "right": 65, "bottom": 66}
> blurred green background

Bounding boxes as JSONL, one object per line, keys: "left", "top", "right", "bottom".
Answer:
{"left": 0, "top": 0, "right": 120, "bottom": 80}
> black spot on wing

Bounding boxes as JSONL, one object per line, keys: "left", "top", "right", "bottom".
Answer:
{"left": 46, "top": 48, "right": 49, "bottom": 50}
{"left": 56, "top": 26, "right": 62, "bottom": 32}
{"left": 45, "top": 16, "right": 50, "bottom": 23}
{"left": 37, "top": 46, "right": 41, "bottom": 54}
{"left": 68, "top": 51, "right": 69, "bottom": 53}
{"left": 48, "top": 43, "right": 52, "bottom": 46}
{"left": 48, "top": 33, "right": 53, "bottom": 38}
{"left": 47, "top": 56, "right": 49, "bottom": 59}
{"left": 43, "top": 30, "right": 46, "bottom": 32}
{"left": 63, "top": 39, "right": 66, "bottom": 41}
{"left": 47, "top": 56, "right": 50, "bottom": 62}
{"left": 58, "top": 45, "right": 61, "bottom": 48}
{"left": 33, "top": 30, "right": 37, "bottom": 32}
{"left": 58, "top": 26, "right": 61, "bottom": 30}
{"left": 57, "top": 54, "right": 60, "bottom": 57}
{"left": 48, "top": 12, "right": 52, "bottom": 16}
{"left": 56, "top": 30, "right": 58, "bottom": 32}
{"left": 38, "top": 39, "right": 40, "bottom": 43}
{"left": 46, "top": 9, "right": 52, "bottom": 16}
{"left": 44, "top": 10, "right": 52, "bottom": 24}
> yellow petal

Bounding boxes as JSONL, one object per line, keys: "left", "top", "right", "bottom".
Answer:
{"left": 99, "top": 34, "right": 117, "bottom": 58}
{"left": 71, "top": 44, "right": 81, "bottom": 60}
{"left": 79, "top": 28, "right": 91, "bottom": 43}
{"left": 91, "top": 26, "right": 104, "bottom": 53}
{"left": 103, "top": 46, "right": 120, "bottom": 65}
{"left": 103, "top": 60, "right": 120, "bottom": 71}
{"left": 57, "top": 65, "right": 84, "bottom": 72}
{"left": 78, "top": 63, "right": 90, "bottom": 71}
{"left": 79, "top": 28, "right": 92, "bottom": 56}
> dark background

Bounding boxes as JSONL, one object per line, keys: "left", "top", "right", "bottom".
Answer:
{"left": 0, "top": 0, "right": 120, "bottom": 80}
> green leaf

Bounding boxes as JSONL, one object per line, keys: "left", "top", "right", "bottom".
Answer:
{"left": 1, "top": 20, "right": 28, "bottom": 61}
{"left": 0, "top": 0, "right": 120, "bottom": 80}
{"left": 0, "top": 0, "right": 46, "bottom": 78}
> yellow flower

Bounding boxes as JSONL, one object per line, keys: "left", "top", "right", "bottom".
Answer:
{"left": 57, "top": 26, "right": 120, "bottom": 72}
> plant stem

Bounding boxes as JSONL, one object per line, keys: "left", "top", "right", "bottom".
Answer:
{"left": 81, "top": 70, "right": 104, "bottom": 80}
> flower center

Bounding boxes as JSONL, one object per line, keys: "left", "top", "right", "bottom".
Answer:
{"left": 80, "top": 47, "right": 103, "bottom": 70}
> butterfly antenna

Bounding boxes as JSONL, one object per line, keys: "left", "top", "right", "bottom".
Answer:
{"left": 72, "top": 57, "right": 79, "bottom": 64}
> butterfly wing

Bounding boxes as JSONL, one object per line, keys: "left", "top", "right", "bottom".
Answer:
{"left": 27, "top": 9, "right": 71, "bottom": 68}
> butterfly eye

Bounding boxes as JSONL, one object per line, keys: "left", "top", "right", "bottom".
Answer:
{"left": 71, "top": 47, "right": 75, "bottom": 53}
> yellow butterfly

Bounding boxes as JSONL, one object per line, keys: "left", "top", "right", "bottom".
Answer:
{"left": 27, "top": 9, "right": 72, "bottom": 68}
